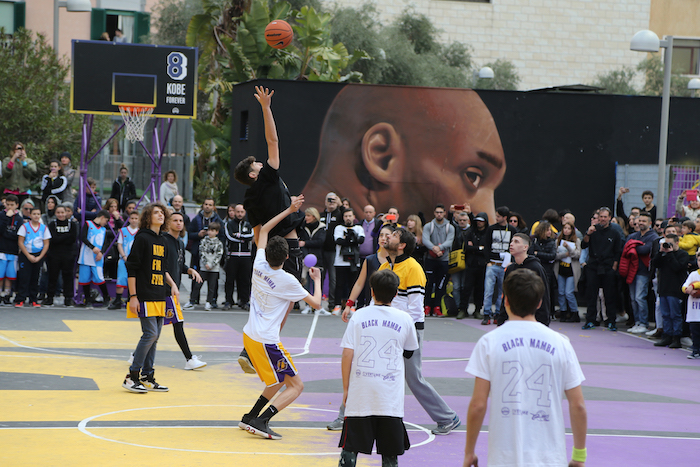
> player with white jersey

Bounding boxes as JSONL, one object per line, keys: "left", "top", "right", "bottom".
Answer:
{"left": 238, "top": 196, "right": 323, "bottom": 441}
{"left": 109, "top": 211, "right": 139, "bottom": 309}
{"left": 338, "top": 269, "right": 419, "bottom": 467}
{"left": 76, "top": 210, "right": 111, "bottom": 307}
{"left": 464, "top": 268, "right": 588, "bottom": 467}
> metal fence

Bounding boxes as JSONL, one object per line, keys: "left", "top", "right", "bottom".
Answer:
{"left": 88, "top": 116, "right": 194, "bottom": 203}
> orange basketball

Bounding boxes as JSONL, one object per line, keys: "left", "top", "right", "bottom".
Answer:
{"left": 264, "top": 20, "right": 293, "bottom": 49}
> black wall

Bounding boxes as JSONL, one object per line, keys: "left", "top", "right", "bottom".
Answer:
{"left": 230, "top": 79, "right": 700, "bottom": 225}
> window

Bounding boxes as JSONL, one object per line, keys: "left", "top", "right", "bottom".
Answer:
{"left": 0, "top": 1, "right": 25, "bottom": 35}
{"left": 90, "top": 9, "right": 150, "bottom": 43}
{"left": 672, "top": 38, "right": 700, "bottom": 75}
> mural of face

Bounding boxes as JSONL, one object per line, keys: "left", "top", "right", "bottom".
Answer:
{"left": 301, "top": 86, "right": 505, "bottom": 222}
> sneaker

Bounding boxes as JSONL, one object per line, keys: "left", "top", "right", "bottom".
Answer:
{"left": 681, "top": 337, "right": 693, "bottom": 347}
{"left": 616, "top": 312, "right": 629, "bottom": 323}
{"left": 3, "top": 295, "right": 11, "bottom": 305}
{"left": 300, "top": 305, "right": 311, "bottom": 314}
{"left": 332, "top": 305, "right": 342, "bottom": 316}
{"left": 127, "top": 352, "right": 134, "bottom": 364}
{"left": 238, "top": 350, "right": 257, "bottom": 374}
{"left": 424, "top": 305, "right": 431, "bottom": 316}
{"left": 472, "top": 310, "right": 482, "bottom": 320}
{"left": 245, "top": 417, "right": 282, "bottom": 440}
{"left": 481, "top": 317, "right": 490, "bottom": 325}
{"left": 327, "top": 417, "right": 344, "bottom": 431}
{"left": 107, "top": 297, "right": 122, "bottom": 310}
{"left": 669, "top": 337, "right": 682, "bottom": 349}
{"left": 431, "top": 415, "right": 461, "bottom": 435}
{"left": 646, "top": 328, "right": 661, "bottom": 337}
{"left": 42, "top": 297, "right": 54, "bottom": 306}
{"left": 654, "top": 336, "right": 673, "bottom": 347}
{"left": 687, "top": 352, "right": 700, "bottom": 359}
{"left": 204, "top": 302, "right": 212, "bottom": 311}
{"left": 184, "top": 355, "right": 207, "bottom": 370}
{"left": 607, "top": 323, "right": 617, "bottom": 332}
{"left": 315, "top": 308, "right": 331, "bottom": 316}
{"left": 14, "top": 301, "right": 24, "bottom": 308}
{"left": 630, "top": 325, "right": 648, "bottom": 334}
{"left": 433, "top": 306, "right": 443, "bottom": 317}
{"left": 122, "top": 374, "right": 147, "bottom": 393}
{"left": 140, "top": 375, "right": 169, "bottom": 392}
{"left": 183, "top": 301, "right": 195, "bottom": 310}
{"left": 240, "top": 303, "right": 250, "bottom": 311}
{"left": 582, "top": 322, "right": 595, "bottom": 330}
{"left": 238, "top": 413, "right": 253, "bottom": 430}
{"left": 221, "top": 302, "right": 232, "bottom": 310}
{"left": 31, "top": 301, "right": 41, "bottom": 308}
{"left": 64, "top": 298, "right": 75, "bottom": 307}
{"left": 456, "top": 310, "right": 467, "bottom": 320}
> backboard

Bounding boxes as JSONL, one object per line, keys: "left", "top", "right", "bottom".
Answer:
{"left": 70, "top": 40, "right": 198, "bottom": 119}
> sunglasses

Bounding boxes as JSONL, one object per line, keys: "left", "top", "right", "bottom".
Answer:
{"left": 15, "top": 147, "right": 23, "bottom": 151}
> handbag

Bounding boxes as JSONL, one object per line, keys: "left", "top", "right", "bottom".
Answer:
{"left": 448, "top": 248, "right": 466, "bottom": 274}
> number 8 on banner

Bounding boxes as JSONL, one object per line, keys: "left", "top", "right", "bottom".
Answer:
{"left": 167, "top": 52, "right": 188, "bottom": 81}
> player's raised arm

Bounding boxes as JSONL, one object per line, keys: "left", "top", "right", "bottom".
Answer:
{"left": 254, "top": 86, "right": 280, "bottom": 170}
{"left": 258, "top": 195, "right": 304, "bottom": 250}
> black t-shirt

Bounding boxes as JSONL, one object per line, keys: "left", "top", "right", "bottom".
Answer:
{"left": 243, "top": 161, "right": 303, "bottom": 238}
{"left": 162, "top": 232, "right": 186, "bottom": 292}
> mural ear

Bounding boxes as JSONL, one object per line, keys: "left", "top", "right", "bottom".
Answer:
{"left": 361, "top": 123, "right": 404, "bottom": 184}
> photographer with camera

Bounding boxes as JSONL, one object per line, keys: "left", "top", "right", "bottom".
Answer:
{"left": 653, "top": 234, "right": 688, "bottom": 349}
{"left": 333, "top": 208, "right": 364, "bottom": 315}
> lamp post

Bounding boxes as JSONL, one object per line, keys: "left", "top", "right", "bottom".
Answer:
{"left": 630, "top": 30, "right": 673, "bottom": 216}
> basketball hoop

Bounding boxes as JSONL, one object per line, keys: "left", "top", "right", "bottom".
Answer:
{"left": 119, "top": 105, "right": 154, "bottom": 143}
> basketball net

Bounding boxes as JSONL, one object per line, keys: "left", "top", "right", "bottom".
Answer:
{"left": 119, "top": 105, "right": 154, "bottom": 143}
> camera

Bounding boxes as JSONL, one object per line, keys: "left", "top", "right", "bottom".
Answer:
{"left": 662, "top": 242, "right": 672, "bottom": 249}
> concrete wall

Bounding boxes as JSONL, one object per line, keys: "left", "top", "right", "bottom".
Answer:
{"left": 323, "top": 0, "right": 655, "bottom": 90}
{"left": 650, "top": 0, "right": 700, "bottom": 37}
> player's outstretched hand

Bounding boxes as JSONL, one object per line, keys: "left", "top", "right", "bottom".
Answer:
{"left": 463, "top": 453, "right": 478, "bottom": 467}
{"left": 254, "top": 86, "right": 274, "bottom": 107}
{"left": 290, "top": 194, "right": 304, "bottom": 212}
{"left": 309, "top": 266, "right": 320, "bottom": 283}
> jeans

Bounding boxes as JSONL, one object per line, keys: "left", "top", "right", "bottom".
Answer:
{"left": 658, "top": 295, "right": 683, "bottom": 337}
{"left": 130, "top": 316, "right": 164, "bottom": 377}
{"left": 424, "top": 258, "right": 449, "bottom": 307}
{"left": 482, "top": 264, "right": 505, "bottom": 317}
{"left": 690, "top": 322, "right": 700, "bottom": 353}
{"left": 557, "top": 274, "right": 578, "bottom": 313}
{"left": 628, "top": 274, "right": 650, "bottom": 326}
{"left": 451, "top": 270, "right": 466, "bottom": 309}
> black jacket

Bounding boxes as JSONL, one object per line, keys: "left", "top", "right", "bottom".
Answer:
{"left": 163, "top": 232, "right": 187, "bottom": 291}
{"left": 110, "top": 177, "right": 137, "bottom": 211}
{"left": 48, "top": 218, "right": 78, "bottom": 257}
{"left": 497, "top": 255, "right": 551, "bottom": 327}
{"left": 300, "top": 220, "right": 326, "bottom": 259}
{"left": 529, "top": 238, "right": 557, "bottom": 271}
{"left": 0, "top": 210, "right": 23, "bottom": 255}
{"left": 653, "top": 249, "right": 689, "bottom": 298}
{"left": 582, "top": 224, "right": 623, "bottom": 272}
{"left": 224, "top": 217, "right": 253, "bottom": 255}
{"left": 322, "top": 207, "right": 343, "bottom": 252}
{"left": 463, "top": 226, "right": 488, "bottom": 268}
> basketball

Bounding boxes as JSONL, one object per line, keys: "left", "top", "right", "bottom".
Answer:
{"left": 265, "top": 20, "right": 293, "bottom": 49}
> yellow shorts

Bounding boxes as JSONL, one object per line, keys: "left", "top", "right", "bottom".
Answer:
{"left": 243, "top": 333, "right": 298, "bottom": 387}
{"left": 127, "top": 300, "right": 166, "bottom": 319}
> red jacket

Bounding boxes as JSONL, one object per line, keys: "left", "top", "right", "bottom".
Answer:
{"left": 618, "top": 239, "right": 644, "bottom": 284}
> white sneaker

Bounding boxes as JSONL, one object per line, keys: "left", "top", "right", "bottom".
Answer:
{"left": 627, "top": 324, "right": 640, "bottom": 333}
{"left": 315, "top": 308, "right": 331, "bottom": 316}
{"left": 204, "top": 302, "right": 212, "bottom": 311}
{"left": 645, "top": 328, "right": 658, "bottom": 336}
{"left": 184, "top": 355, "right": 207, "bottom": 370}
{"left": 616, "top": 313, "right": 629, "bottom": 323}
{"left": 127, "top": 352, "right": 134, "bottom": 364}
{"left": 681, "top": 337, "right": 693, "bottom": 347}
{"left": 183, "top": 302, "right": 194, "bottom": 310}
{"left": 630, "top": 325, "right": 648, "bottom": 334}
{"left": 300, "top": 306, "right": 311, "bottom": 314}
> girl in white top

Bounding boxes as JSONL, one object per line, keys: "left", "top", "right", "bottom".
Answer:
{"left": 159, "top": 170, "right": 179, "bottom": 205}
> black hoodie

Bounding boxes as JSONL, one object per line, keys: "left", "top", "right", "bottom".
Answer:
{"left": 497, "top": 255, "right": 551, "bottom": 327}
{"left": 48, "top": 217, "right": 78, "bottom": 257}
{"left": 126, "top": 228, "right": 168, "bottom": 302}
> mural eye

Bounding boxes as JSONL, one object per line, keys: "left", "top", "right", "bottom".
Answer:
{"left": 462, "top": 167, "right": 483, "bottom": 189}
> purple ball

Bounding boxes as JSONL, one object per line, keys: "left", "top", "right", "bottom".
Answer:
{"left": 303, "top": 254, "right": 317, "bottom": 268}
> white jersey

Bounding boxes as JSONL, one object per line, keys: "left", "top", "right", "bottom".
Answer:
{"left": 341, "top": 304, "right": 419, "bottom": 418}
{"left": 465, "top": 320, "right": 585, "bottom": 467}
{"left": 683, "top": 271, "right": 700, "bottom": 322}
{"left": 18, "top": 222, "right": 51, "bottom": 254}
{"left": 243, "top": 248, "right": 308, "bottom": 344}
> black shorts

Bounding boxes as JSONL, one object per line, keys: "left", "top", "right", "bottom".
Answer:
{"left": 338, "top": 416, "right": 410, "bottom": 456}
{"left": 283, "top": 238, "right": 303, "bottom": 282}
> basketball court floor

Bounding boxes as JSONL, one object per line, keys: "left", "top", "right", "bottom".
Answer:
{"left": 1, "top": 303, "right": 698, "bottom": 466}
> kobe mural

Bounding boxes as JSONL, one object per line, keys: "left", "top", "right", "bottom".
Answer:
{"left": 229, "top": 79, "right": 700, "bottom": 224}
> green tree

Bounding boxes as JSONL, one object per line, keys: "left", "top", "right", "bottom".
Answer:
{"left": 591, "top": 66, "right": 638, "bottom": 95}
{"left": 0, "top": 29, "right": 109, "bottom": 181}
{"left": 148, "top": 0, "right": 204, "bottom": 46}
{"left": 637, "top": 56, "right": 691, "bottom": 97}
{"left": 472, "top": 59, "right": 521, "bottom": 91}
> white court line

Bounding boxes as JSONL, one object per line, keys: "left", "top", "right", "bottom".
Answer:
{"left": 0, "top": 333, "right": 125, "bottom": 359}
{"left": 290, "top": 312, "right": 319, "bottom": 358}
